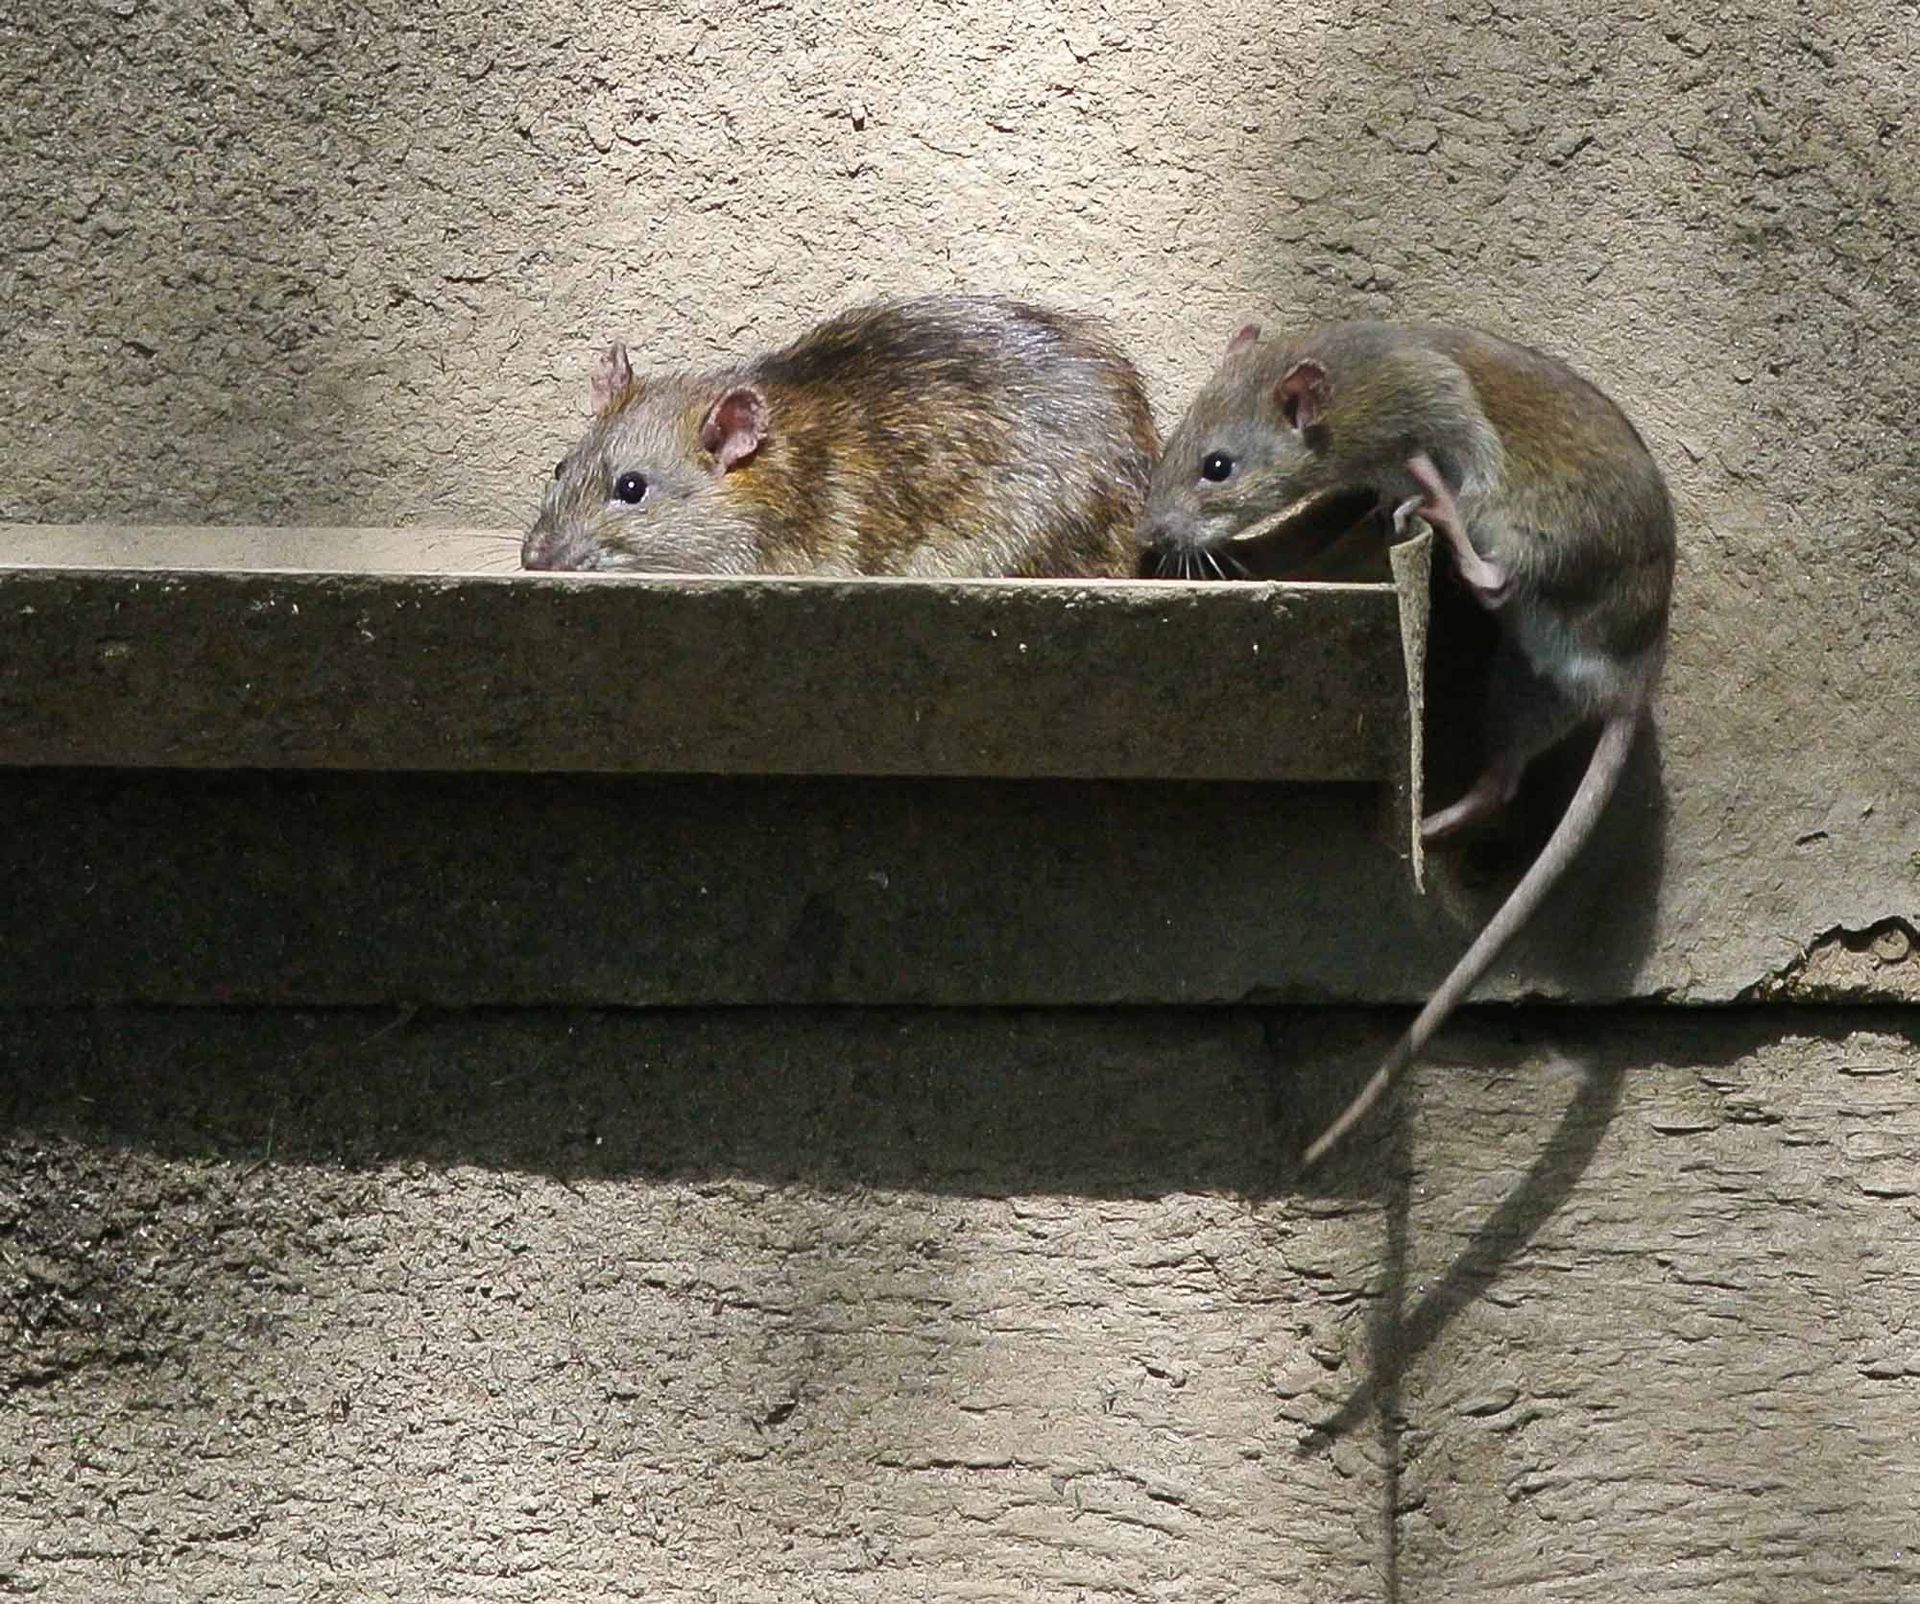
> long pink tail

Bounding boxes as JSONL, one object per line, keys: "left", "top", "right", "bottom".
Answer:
{"left": 1303, "top": 709, "right": 1642, "bottom": 1167}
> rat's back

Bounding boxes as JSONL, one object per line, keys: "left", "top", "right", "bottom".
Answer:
{"left": 738, "top": 295, "right": 1158, "bottom": 577}
{"left": 1412, "top": 323, "right": 1676, "bottom": 663}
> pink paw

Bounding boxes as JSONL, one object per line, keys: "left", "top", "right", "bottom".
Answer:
{"left": 1469, "top": 568, "right": 1513, "bottom": 609}
{"left": 1419, "top": 804, "right": 1477, "bottom": 846}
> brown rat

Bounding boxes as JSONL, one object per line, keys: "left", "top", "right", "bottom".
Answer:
{"left": 1142, "top": 320, "right": 1676, "bottom": 1163}
{"left": 523, "top": 294, "right": 1159, "bottom": 578}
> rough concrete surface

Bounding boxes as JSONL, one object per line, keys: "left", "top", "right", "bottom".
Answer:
{"left": 4, "top": 1006, "right": 1917, "bottom": 1601}
{"left": 1383, "top": 1011, "right": 1920, "bottom": 1601}
{"left": 4, "top": 0, "right": 1916, "bottom": 996}
{"left": 0, "top": 769, "right": 1671, "bottom": 1009}
{"left": 3, "top": 1008, "right": 1391, "bottom": 1603}
{"left": 0, "top": 564, "right": 1405, "bottom": 782}
{"left": 5, "top": 2, "right": 1919, "bottom": 1600}
{"left": 0, "top": 525, "right": 513, "bottom": 576}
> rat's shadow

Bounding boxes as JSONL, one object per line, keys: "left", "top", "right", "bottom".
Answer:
{"left": 1272, "top": 561, "right": 1666, "bottom": 1492}
{"left": 1289, "top": 1036, "right": 1628, "bottom": 1449}
{"left": 1414, "top": 568, "right": 1670, "bottom": 997}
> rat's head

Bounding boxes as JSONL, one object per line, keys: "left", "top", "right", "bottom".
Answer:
{"left": 1137, "top": 323, "right": 1342, "bottom": 576}
{"left": 522, "top": 343, "right": 768, "bottom": 574}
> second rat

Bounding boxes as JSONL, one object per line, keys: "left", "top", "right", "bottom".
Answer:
{"left": 522, "top": 294, "right": 1158, "bottom": 578}
{"left": 1140, "top": 320, "right": 1677, "bottom": 1162}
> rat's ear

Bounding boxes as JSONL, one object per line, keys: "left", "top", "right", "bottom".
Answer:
{"left": 1227, "top": 322, "right": 1261, "bottom": 355}
{"left": 1277, "top": 359, "right": 1328, "bottom": 433}
{"left": 700, "top": 385, "right": 769, "bottom": 473}
{"left": 590, "top": 343, "right": 634, "bottom": 416}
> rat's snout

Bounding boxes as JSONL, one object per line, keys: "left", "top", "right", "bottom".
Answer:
{"left": 1135, "top": 510, "right": 1198, "bottom": 577}
{"left": 1134, "top": 504, "right": 1187, "bottom": 554}
{"left": 520, "top": 520, "right": 574, "bottom": 571}
{"left": 1138, "top": 532, "right": 1190, "bottom": 579}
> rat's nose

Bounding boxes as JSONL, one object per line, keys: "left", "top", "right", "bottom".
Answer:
{"left": 1136, "top": 527, "right": 1184, "bottom": 576}
{"left": 520, "top": 533, "right": 557, "bottom": 570}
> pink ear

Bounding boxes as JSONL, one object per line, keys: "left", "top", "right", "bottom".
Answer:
{"left": 1227, "top": 322, "right": 1261, "bottom": 355}
{"left": 590, "top": 343, "right": 634, "bottom": 416}
{"left": 700, "top": 386, "right": 769, "bottom": 473}
{"left": 1277, "top": 359, "right": 1329, "bottom": 432}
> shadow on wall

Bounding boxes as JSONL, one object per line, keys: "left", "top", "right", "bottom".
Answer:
{"left": 3, "top": 1005, "right": 1330, "bottom": 1197}
{"left": 1293, "top": 1034, "right": 1629, "bottom": 1604}
{"left": 1302, "top": 1043, "right": 1630, "bottom": 1448}
{"left": 6, "top": 1006, "right": 1907, "bottom": 1377}
{"left": 1415, "top": 568, "right": 1671, "bottom": 1001}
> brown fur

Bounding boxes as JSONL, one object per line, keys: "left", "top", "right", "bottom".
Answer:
{"left": 1142, "top": 319, "right": 1678, "bottom": 1163}
{"left": 525, "top": 296, "right": 1158, "bottom": 578}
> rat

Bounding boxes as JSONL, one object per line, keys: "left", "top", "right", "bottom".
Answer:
{"left": 1140, "top": 320, "right": 1676, "bottom": 1164}
{"left": 522, "top": 294, "right": 1159, "bottom": 578}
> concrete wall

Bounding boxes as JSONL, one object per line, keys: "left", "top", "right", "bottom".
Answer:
{"left": 7, "top": 0, "right": 1914, "bottom": 995}
{"left": 4, "top": 1, "right": 1918, "bottom": 1599}
{"left": 6, "top": 1008, "right": 1919, "bottom": 1600}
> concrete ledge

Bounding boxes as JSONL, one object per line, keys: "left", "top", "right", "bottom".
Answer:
{"left": 0, "top": 526, "right": 1411, "bottom": 783}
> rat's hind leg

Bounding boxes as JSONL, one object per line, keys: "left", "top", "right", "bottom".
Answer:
{"left": 1403, "top": 453, "right": 1510, "bottom": 607}
{"left": 1421, "top": 635, "right": 1582, "bottom": 845}
{"left": 1421, "top": 756, "right": 1524, "bottom": 844}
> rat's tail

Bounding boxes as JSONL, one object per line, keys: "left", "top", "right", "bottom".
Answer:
{"left": 1302, "top": 707, "right": 1642, "bottom": 1167}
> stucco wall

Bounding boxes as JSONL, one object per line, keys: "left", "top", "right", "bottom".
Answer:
{"left": 6, "top": 1007, "right": 1919, "bottom": 1600}
{"left": 5, "top": 0, "right": 1914, "bottom": 992}
{"left": 4, "top": 2, "right": 1918, "bottom": 1600}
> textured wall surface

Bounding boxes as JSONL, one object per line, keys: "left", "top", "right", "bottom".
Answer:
{"left": 5, "top": 1007, "right": 1917, "bottom": 1601}
{"left": 5, "top": 0, "right": 1915, "bottom": 994}
{"left": 5, "top": 1009, "right": 1390, "bottom": 1603}
{"left": 4, "top": 2, "right": 1918, "bottom": 1600}
{"left": 1390, "top": 1012, "right": 1920, "bottom": 1601}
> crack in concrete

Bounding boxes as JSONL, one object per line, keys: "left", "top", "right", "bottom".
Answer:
{"left": 1741, "top": 916, "right": 1920, "bottom": 1003}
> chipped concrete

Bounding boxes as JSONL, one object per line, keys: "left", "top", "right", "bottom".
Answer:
{"left": 1744, "top": 917, "right": 1920, "bottom": 1004}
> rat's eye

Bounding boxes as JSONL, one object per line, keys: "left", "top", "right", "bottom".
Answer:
{"left": 1200, "top": 452, "right": 1235, "bottom": 483}
{"left": 613, "top": 471, "right": 649, "bottom": 504}
{"left": 551, "top": 459, "right": 565, "bottom": 480}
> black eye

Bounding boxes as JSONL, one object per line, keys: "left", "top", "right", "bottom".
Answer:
{"left": 1200, "top": 452, "right": 1235, "bottom": 483}
{"left": 614, "top": 471, "right": 649, "bottom": 504}
{"left": 551, "top": 459, "right": 565, "bottom": 479}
